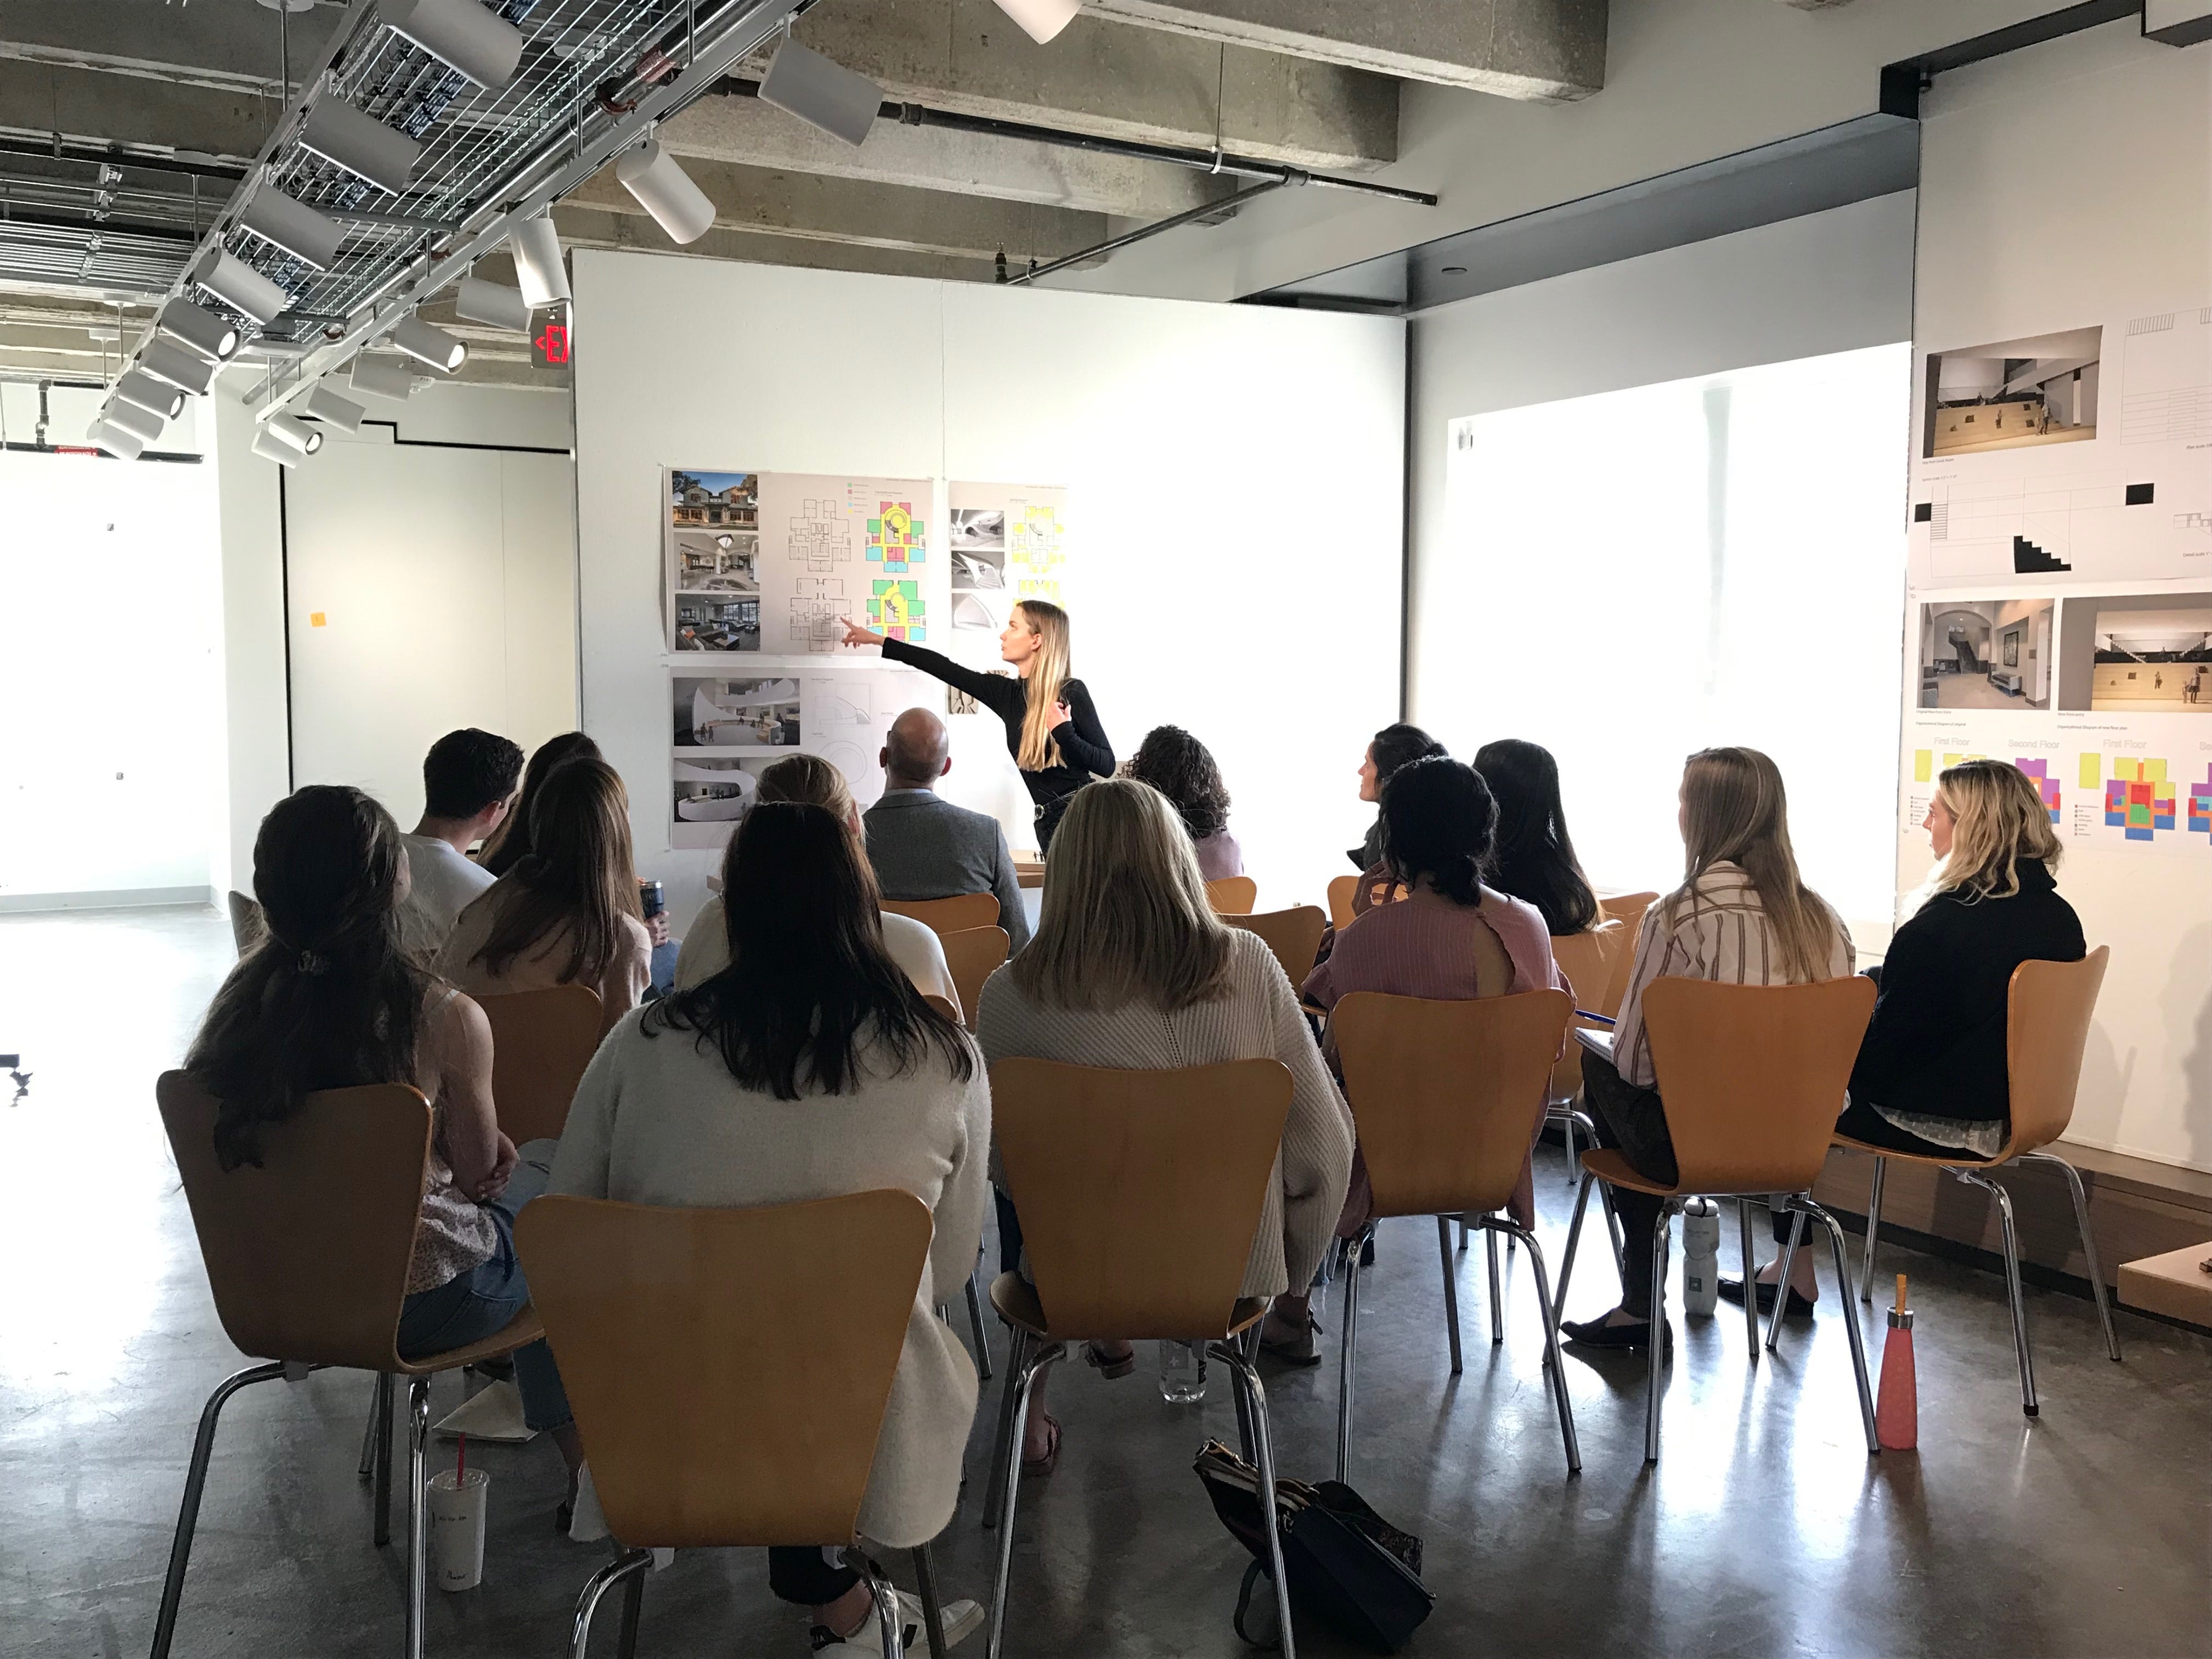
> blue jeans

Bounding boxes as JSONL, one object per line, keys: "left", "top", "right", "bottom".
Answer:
{"left": 396, "top": 1138, "right": 571, "bottom": 1431}
{"left": 648, "top": 939, "right": 680, "bottom": 998}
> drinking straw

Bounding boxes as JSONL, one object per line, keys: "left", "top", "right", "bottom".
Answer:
{"left": 456, "top": 1433, "right": 467, "bottom": 1485}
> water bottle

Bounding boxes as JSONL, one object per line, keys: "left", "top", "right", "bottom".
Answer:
{"left": 1681, "top": 1198, "right": 1721, "bottom": 1317}
{"left": 1157, "top": 1340, "right": 1207, "bottom": 1403}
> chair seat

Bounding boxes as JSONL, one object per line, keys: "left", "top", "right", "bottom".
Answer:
{"left": 391, "top": 1305, "right": 544, "bottom": 1377}
{"left": 988, "top": 1272, "right": 1268, "bottom": 1344}
{"left": 1578, "top": 1147, "right": 1809, "bottom": 1202}
{"left": 1831, "top": 1131, "right": 2016, "bottom": 1172}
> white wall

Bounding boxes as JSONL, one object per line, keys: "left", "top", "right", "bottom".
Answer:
{"left": 213, "top": 384, "right": 289, "bottom": 900}
{"left": 572, "top": 252, "right": 1405, "bottom": 929}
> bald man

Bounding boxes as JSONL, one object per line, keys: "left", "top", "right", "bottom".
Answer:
{"left": 862, "top": 707, "right": 1030, "bottom": 952}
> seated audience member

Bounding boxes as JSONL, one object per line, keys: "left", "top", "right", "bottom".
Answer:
{"left": 186, "top": 786, "right": 578, "bottom": 1480}
{"left": 396, "top": 728, "right": 523, "bottom": 963}
{"left": 436, "top": 757, "right": 652, "bottom": 1037}
{"left": 1122, "top": 724, "right": 1243, "bottom": 882}
{"left": 863, "top": 707, "right": 1030, "bottom": 953}
{"left": 977, "top": 779, "right": 1353, "bottom": 1470}
{"left": 1474, "top": 738, "right": 1601, "bottom": 937}
{"left": 674, "top": 755, "right": 958, "bottom": 1012}
{"left": 1283, "top": 757, "right": 1567, "bottom": 1361}
{"left": 1565, "top": 747, "right": 1854, "bottom": 1350}
{"left": 552, "top": 801, "right": 986, "bottom": 1654}
{"left": 1349, "top": 722, "right": 1446, "bottom": 872}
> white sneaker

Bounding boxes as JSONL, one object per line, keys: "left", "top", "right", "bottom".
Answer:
{"left": 898, "top": 1590, "right": 982, "bottom": 1649}
{"left": 809, "top": 1600, "right": 902, "bottom": 1653}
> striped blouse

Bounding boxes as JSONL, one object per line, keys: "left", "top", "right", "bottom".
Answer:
{"left": 1611, "top": 862, "right": 1855, "bottom": 1090}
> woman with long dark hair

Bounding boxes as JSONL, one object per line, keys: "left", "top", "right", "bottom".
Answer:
{"left": 551, "top": 802, "right": 988, "bottom": 1651}
{"left": 476, "top": 730, "right": 602, "bottom": 879}
{"left": 1122, "top": 723, "right": 1241, "bottom": 880}
{"left": 1473, "top": 737, "right": 1599, "bottom": 937}
{"left": 1350, "top": 721, "right": 1445, "bottom": 871}
{"left": 185, "top": 786, "right": 578, "bottom": 1470}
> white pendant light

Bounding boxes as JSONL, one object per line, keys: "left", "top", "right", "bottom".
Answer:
{"left": 506, "top": 213, "right": 569, "bottom": 307}
{"left": 194, "top": 247, "right": 291, "bottom": 324}
{"left": 454, "top": 275, "right": 531, "bottom": 331}
{"left": 91, "top": 419, "right": 146, "bottom": 459}
{"left": 990, "top": 0, "right": 1082, "bottom": 45}
{"left": 155, "top": 297, "right": 240, "bottom": 361}
{"left": 351, "top": 353, "right": 416, "bottom": 401}
{"left": 388, "top": 314, "right": 467, "bottom": 373}
{"left": 240, "top": 182, "right": 347, "bottom": 270}
{"left": 251, "top": 425, "right": 305, "bottom": 466}
{"left": 615, "top": 140, "right": 716, "bottom": 244}
{"left": 303, "top": 382, "right": 368, "bottom": 431}
{"left": 383, "top": 0, "right": 527, "bottom": 91}
{"left": 138, "top": 337, "right": 219, "bottom": 396}
{"left": 297, "top": 96, "right": 422, "bottom": 195}
{"left": 266, "top": 413, "right": 324, "bottom": 455}
{"left": 759, "top": 40, "right": 883, "bottom": 148}
{"left": 101, "top": 398, "right": 165, "bottom": 443}
{"left": 114, "top": 369, "right": 186, "bottom": 420}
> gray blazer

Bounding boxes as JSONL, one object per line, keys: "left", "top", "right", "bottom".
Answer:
{"left": 864, "top": 788, "right": 1031, "bottom": 954}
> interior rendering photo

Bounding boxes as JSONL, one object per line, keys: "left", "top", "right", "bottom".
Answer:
{"left": 1917, "top": 599, "right": 2056, "bottom": 709}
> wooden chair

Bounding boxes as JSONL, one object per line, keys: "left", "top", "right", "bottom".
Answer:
{"left": 1545, "top": 919, "right": 1635, "bottom": 1178}
{"left": 475, "top": 984, "right": 603, "bottom": 1144}
{"left": 1550, "top": 977, "right": 1880, "bottom": 1464}
{"left": 1325, "top": 874, "right": 1358, "bottom": 930}
{"left": 937, "top": 925, "right": 1011, "bottom": 1031}
{"left": 151, "top": 1075, "right": 543, "bottom": 1659}
{"left": 1595, "top": 891, "right": 1658, "bottom": 1013}
{"left": 1226, "top": 906, "right": 1328, "bottom": 991}
{"left": 882, "top": 892, "right": 1001, "bottom": 936}
{"left": 516, "top": 1191, "right": 937, "bottom": 1659}
{"left": 923, "top": 993, "right": 961, "bottom": 1023}
{"left": 1835, "top": 948, "right": 2117, "bottom": 1415}
{"left": 225, "top": 890, "right": 266, "bottom": 957}
{"left": 1329, "top": 991, "right": 1580, "bottom": 1481}
{"left": 981, "top": 1058, "right": 1299, "bottom": 1659}
{"left": 1204, "top": 875, "right": 1258, "bottom": 914}
{"left": 920, "top": 988, "right": 996, "bottom": 1381}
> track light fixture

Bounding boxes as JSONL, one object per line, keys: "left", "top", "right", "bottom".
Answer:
{"left": 155, "top": 297, "right": 239, "bottom": 361}
{"left": 90, "top": 419, "right": 146, "bottom": 460}
{"left": 990, "top": 0, "right": 1082, "bottom": 45}
{"left": 759, "top": 40, "right": 883, "bottom": 148}
{"left": 454, "top": 275, "right": 531, "bottom": 331}
{"left": 615, "top": 139, "right": 716, "bottom": 243}
{"left": 351, "top": 353, "right": 416, "bottom": 402}
{"left": 100, "top": 399, "right": 165, "bottom": 443}
{"left": 266, "top": 413, "right": 324, "bottom": 455}
{"left": 388, "top": 314, "right": 467, "bottom": 373}
{"left": 138, "top": 337, "right": 219, "bottom": 396}
{"left": 298, "top": 96, "right": 422, "bottom": 195}
{"left": 383, "top": 0, "right": 527, "bottom": 91}
{"left": 303, "top": 382, "right": 368, "bottom": 431}
{"left": 251, "top": 425, "right": 305, "bottom": 466}
{"left": 193, "top": 247, "right": 291, "bottom": 324}
{"left": 114, "top": 369, "right": 186, "bottom": 421}
{"left": 507, "top": 214, "right": 569, "bottom": 307}
{"left": 240, "top": 182, "right": 347, "bottom": 270}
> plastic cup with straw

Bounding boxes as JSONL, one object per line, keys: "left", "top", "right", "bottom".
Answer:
{"left": 1876, "top": 1272, "right": 1917, "bottom": 1451}
{"left": 428, "top": 1430, "right": 489, "bottom": 1589}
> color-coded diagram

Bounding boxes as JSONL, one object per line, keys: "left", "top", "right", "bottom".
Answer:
{"left": 1009, "top": 501, "right": 1066, "bottom": 602}
{"left": 868, "top": 578, "right": 926, "bottom": 643}
{"left": 2014, "top": 757, "right": 2062, "bottom": 822}
{"left": 866, "top": 500, "right": 926, "bottom": 574}
{"left": 2102, "top": 756, "right": 2176, "bottom": 840}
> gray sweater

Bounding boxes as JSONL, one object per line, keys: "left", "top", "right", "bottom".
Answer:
{"left": 975, "top": 928, "right": 1354, "bottom": 1299}
{"left": 864, "top": 788, "right": 1031, "bottom": 953}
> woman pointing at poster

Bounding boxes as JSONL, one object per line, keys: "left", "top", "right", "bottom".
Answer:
{"left": 842, "top": 599, "right": 1113, "bottom": 852}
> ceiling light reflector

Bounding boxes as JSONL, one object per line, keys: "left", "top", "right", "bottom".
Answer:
{"left": 138, "top": 337, "right": 219, "bottom": 396}
{"left": 383, "top": 0, "right": 527, "bottom": 91}
{"left": 759, "top": 41, "right": 883, "bottom": 148}
{"left": 615, "top": 140, "right": 718, "bottom": 243}
{"left": 351, "top": 353, "right": 416, "bottom": 402}
{"left": 114, "top": 369, "right": 186, "bottom": 420}
{"left": 990, "top": 0, "right": 1082, "bottom": 45}
{"left": 507, "top": 215, "right": 569, "bottom": 307}
{"left": 388, "top": 315, "right": 467, "bottom": 374}
{"left": 240, "top": 183, "right": 347, "bottom": 270}
{"left": 298, "top": 96, "right": 422, "bottom": 195}
{"left": 194, "top": 248, "right": 291, "bottom": 324}
{"left": 155, "top": 297, "right": 240, "bottom": 360}
{"left": 303, "top": 382, "right": 369, "bottom": 431}
{"left": 454, "top": 275, "right": 532, "bottom": 331}
{"left": 101, "top": 399, "right": 165, "bottom": 442}
{"left": 266, "top": 413, "right": 324, "bottom": 455}
{"left": 91, "top": 419, "right": 146, "bottom": 459}
{"left": 251, "top": 425, "right": 305, "bottom": 466}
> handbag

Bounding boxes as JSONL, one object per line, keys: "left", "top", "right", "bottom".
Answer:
{"left": 1193, "top": 1440, "right": 1434, "bottom": 1654}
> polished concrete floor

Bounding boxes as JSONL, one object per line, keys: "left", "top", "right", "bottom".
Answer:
{"left": 3, "top": 904, "right": 2208, "bottom": 1658}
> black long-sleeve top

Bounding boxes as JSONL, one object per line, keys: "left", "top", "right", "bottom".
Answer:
{"left": 1849, "top": 860, "right": 2085, "bottom": 1126}
{"left": 879, "top": 637, "right": 1114, "bottom": 812}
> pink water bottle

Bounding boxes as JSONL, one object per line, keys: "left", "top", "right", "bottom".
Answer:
{"left": 1876, "top": 1273, "right": 1917, "bottom": 1451}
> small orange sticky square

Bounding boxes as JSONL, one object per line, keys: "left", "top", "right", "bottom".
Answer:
{"left": 309, "top": 612, "right": 327, "bottom": 627}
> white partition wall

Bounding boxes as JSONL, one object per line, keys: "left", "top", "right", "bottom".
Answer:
{"left": 573, "top": 253, "right": 1406, "bottom": 930}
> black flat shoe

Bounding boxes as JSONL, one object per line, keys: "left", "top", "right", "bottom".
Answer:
{"left": 1718, "top": 1277, "right": 1816, "bottom": 1317}
{"left": 1561, "top": 1314, "right": 1672, "bottom": 1355}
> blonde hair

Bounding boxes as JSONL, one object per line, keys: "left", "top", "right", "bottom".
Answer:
{"left": 1932, "top": 759, "right": 2062, "bottom": 901}
{"left": 755, "top": 753, "right": 854, "bottom": 825}
{"left": 1009, "top": 778, "right": 1235, "bottom": 1012}
{"left": 1667, "top": 747, "right": 1837, "bottom": 984}
{"left": 1014, "top": 599, "right": 1073, "bottom": 772}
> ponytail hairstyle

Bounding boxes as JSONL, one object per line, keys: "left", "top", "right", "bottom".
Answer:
{"left": 1379, "top": 755, "right": 1498, "bottom": 907}
{"left": 1669, "top": 747, "right": 1837, "bottom": 983}
{"left": 471, "top": 755, "right": 641, "bottom": 985}
{"left": 1013, "top": 599, "right": 1074, "bottom": 772}
{"left": 1474, "top": 737, "right": 1599, "bottom": 935}
{"left": 185, "top": 786, "right": 429, "bottom": 1171}
{"left": 1931, "top": 758, "right": 2063, "bottom": 902}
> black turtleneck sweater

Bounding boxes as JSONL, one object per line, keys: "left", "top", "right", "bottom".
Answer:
{"left": 879, "top": 637, "right": 1114, "bottom": 813}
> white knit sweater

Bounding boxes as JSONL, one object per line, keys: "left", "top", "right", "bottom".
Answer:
{"left": 975, "top": 928, "right": 1355, "bottom": 1299}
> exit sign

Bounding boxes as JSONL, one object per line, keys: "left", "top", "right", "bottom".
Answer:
{"left": 532, "top": 306, "right": 571, "bottom": 369}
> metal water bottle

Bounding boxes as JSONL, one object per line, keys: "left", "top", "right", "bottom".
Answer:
{"left": 1682, "top": 1198, "right": 1722, "bottom": 1316}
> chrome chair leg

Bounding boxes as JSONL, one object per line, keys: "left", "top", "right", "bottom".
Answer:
{"left": 1857, "top": 1156, "right": 1888, "bottom": 1304}
{"left": 1956, "top": 1168, "right": 2039, "bottom": 1414}
{"left": 373, "top": 1369, "right": 395, "bottom": 1548}
{"left": 1560, "top": 1109, "right": 1578, "bottom": 1183}
{"left": 1457, "top": 1214, "right": 1470, "bottom": 1252}
{"left": 2023, "top": 1152, "right": 2121, "bottom": 1362}
{"left": 1599, "top": 1182, "right": 1626, "bottom": 1277}
{"left": 357, "top": 1372, "right": 386, "bottom": 1481}
{"left": 1553, "top": 1168, "right": 1596, "bottom": 1322}
{"left": 1644, "top": 1204, "right": 1673, "bottom": 1465}
{"left": 1485, "top": 1222, "right": 1505, "bottom": 1346}
{"left": 1334, "top": 1223, "right": 1370, "bottom": 1483}
{"left": 1764, "top": 1206, "right": 1807, "bottom": 1355}
{"left": 1217, "top": 1341, "right": 1299, "bottom": 1659}
{"left": 984, "top": 1342, "right": 1064, "bottom": 1659}
{"left": 1435, "top": 1216, "right": 1464, "bottom": 1375}
{"left": 913, "top": 1543, "right": 950, "bottom": 1659}
{"left": 615, "top": 1553, "right": 647, "bottom": 1659}
{"left": 1791, "top": 1198, "right": 1880, "bottom": 1453}
{"left": 964, "top": 1272, "right": 994, "bottom": 1382}
{"left": 568, "top": 1549, "right": 652, "bottom": 1659}
{"left": 859, "top": 1556, "right": 904, "bottom": 1659}
{"left": 980, "top": 1328, "right": 1031, "bottom": 1531}
{"left": 1487, "top": 1216, "right": 1581, "bottom": 1474}
{"left": 1736, "top": 1199, "right": 1760, "bottom": 1366}
{"left": 148, "top": 1361, "right": 287, "bottom": 1659}
{"left": 1231, "top": 1327, "right": 1258, "bottom": 1464}
{"left": 405, "top": 1375, "right": 432, "bottom": 1659}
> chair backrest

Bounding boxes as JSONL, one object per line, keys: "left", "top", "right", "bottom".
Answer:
{"left": 936, "top": 924, "right": 1009, "bottom": 1030}
{"left": 1596, "top": 891, "right": 1659, "bottom": 1012}
{"left": 1331, "top": 990, "right": 1573, "bottom": 1217}
{"left": 990, "top": 1057, "right": 1291, "bottom": 1340}
{"left": 1227, "top": 906, "right": 1328, "bottom": 991}
{"left": 1326, "top": 874, "right": 1358, "bottom": 930}
{"left": 1205, "top": 876, "right": 1258, "bottom": 915}
{"left": 881, "top": 892, "right": 1000, "bottom": 936}
{"left": 923, "top": 992, "right": 961, "bottom": 1023}
{"left": 476, "top": 984, "right": 604, "bottom": 1143}
{"left": 1546, "top": 923, "right": 1628, "bottom": 1103}
{"left": 1641, "top": 975, "right": 1876, "bottom": 1194}
{"left": 2003, "top": 946, "right": 2109, "bottom": 1155}
{"left": 515, "top": 1191, "right": 930, "bottom": 1550}
{"left": 156, "top": 1071, "right": 428, "bottom": 1370}
{"left": 226, "top": 890, "right": 266, "bottom": 957}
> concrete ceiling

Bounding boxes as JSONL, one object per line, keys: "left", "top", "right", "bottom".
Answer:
{"left": 0, "top": 0, "right": 1605, "bottom": 390}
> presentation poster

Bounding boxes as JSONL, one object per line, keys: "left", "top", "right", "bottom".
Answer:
{"left": 944, "top": 481, "right": 1068, "bottom": 688}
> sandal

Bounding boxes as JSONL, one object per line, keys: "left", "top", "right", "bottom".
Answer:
{"left": 1020, "top": 1413, "right": 1062, "bottom": 1476}
{"left": 1259, "top": 1311, "right": 1323, "bottom": 1368}
{"left": 1083, "top": 1341, "right": 1136, "bottom": 1379}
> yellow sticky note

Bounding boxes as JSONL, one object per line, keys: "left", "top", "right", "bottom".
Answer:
{"left": 309, "top": 611, "right": 327, "bottom": 628}
{"left": 2078, "top": 753, "right": 2101, "bottom": 788}
{"left": 1913, "top": 750, "right": 1933, "bottom": 782}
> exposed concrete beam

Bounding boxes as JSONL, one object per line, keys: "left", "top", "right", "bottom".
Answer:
{"left": 550, "top": 203, "right": 1010, "bottom": 285}
{"left": 661, "top": 89, "right": 1234, "bottom": 221}
{"left": 1081, "top": 0, "right": 1607, "bottom": 100}
{"left": 0, "top": 57, "right": 272, "bottom": 163}
{"left": 763, "top": 0, "right": 1396, "bottom": 173}
{"left": 0, "top": 0, "right": 342, "bottom": 100}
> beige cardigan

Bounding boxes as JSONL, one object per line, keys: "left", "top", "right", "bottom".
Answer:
{"left": 549, "top": 1006, "right": 989, "bottom": 1549}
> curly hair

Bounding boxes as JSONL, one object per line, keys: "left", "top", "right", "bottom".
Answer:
{"left": 1122, "top": 724, "right": 1232, "bottom": 841}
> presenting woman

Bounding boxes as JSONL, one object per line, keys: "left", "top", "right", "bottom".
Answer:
{"left": 842, "top": 599, "right": 1112, "bottom": 852}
